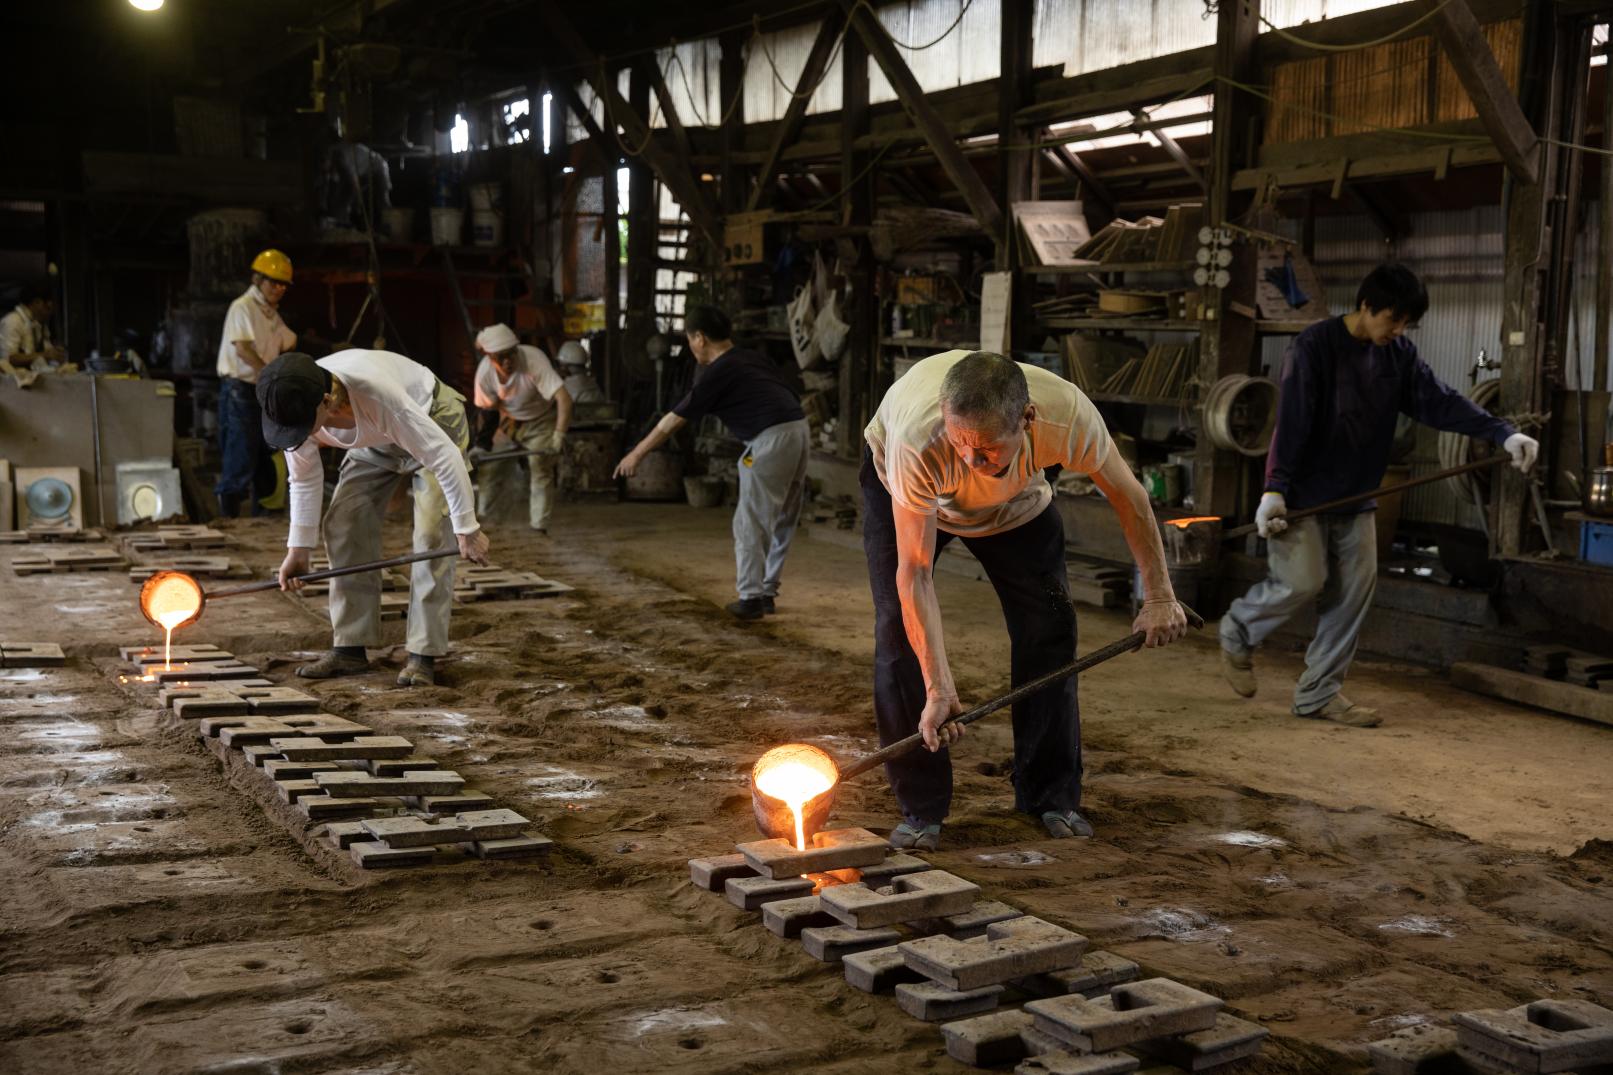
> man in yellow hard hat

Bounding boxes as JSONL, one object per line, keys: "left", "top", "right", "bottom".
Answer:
{"left": 215, "top": 249, "right": 297, "bottom": 518}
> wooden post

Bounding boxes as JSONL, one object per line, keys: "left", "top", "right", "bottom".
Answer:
{"left": 749, "top": 17, "right": 840, "bottom": 212}
{"left": 842, "top": 0, "right": 1002, "bottom": 238}
{"left": 602, "top": 67, "right": 622, "bottom": 407}
{"left": 840, "top": 27, "right": 874, "bottom": 460}
{"left": 1598, "top": 39, "right": 1613, "bottom": 394}
{"left": 626, "top": 64, "right": 657, "bottom": 365}
{"left": 1494, "top": 4, "right": 1562, "bottom": 555}
{"left": 1422, "top": 0, "right": 1540, "bottom": 184}
{"left": 1194, "top": 0, "right": 1262, "bottom": 521}
{"left": 999, "top": 0, "right": 1034, "bottom": 271}
{"left": 720, "top": 31, "right": 746, "bottom": 215}
{"left": 536, "top": 2, "right": 721, "bottom": 243}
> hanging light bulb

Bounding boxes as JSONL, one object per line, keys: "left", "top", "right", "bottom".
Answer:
{"left": 129, "top": 0, "right": 164, "bottom": 11}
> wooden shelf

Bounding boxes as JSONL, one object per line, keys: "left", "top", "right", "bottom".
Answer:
{"left": 1087, "top": 391, "right": 1190, "bottom": 407}
{"left": 1255, "top": 318, "right": 1325, "bottom": 335}
{"left": 880, "top": 336, "right": 980, "bottom": 349}
{"left": 1025, "top": 261, "right": 1197, "bottom": 275}
{"left": 1041, "top": 318, "right": 1205, "bottom": 333}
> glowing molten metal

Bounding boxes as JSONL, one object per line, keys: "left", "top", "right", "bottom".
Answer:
{"left": 138, "top": 571, "right": 205, "bottom": 669}
{"left": 752, "top": 744, "right": 837, "bottom": 851}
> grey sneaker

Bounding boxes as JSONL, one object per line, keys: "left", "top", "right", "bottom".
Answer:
{"left": 888, "top": 820, "right": 942, "bottom": 851}
{"left": 1221, "top": 647, "right": 1256, "bottom": 698}
{"left": 295, "top": 650, "right": 369, "bottom": 680}
{"left": 1042, "top": 810, "right": 1094, "bottom": 839}
{"left": 1295, "top": 695, "right": 1382, "bottom": 727}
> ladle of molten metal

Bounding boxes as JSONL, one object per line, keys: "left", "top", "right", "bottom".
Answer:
{"left": 138, "top": 547, "right": 461, "bottom": 634}
{"left": 751, "top": 606, "right": 1206, "bottom": 846}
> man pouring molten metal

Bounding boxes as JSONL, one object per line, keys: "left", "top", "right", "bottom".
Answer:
{"left": 257, "top": 350, "right": 491, "bottom": 687}
{"left": 863, "top": 351, "right": 1187, "bottom": 850}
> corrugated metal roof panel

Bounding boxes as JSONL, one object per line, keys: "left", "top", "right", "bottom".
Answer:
{"left": 1033, "top": 0, "right": 1075, "bottom": 69}
{"left": 654, "top": 40, "right": 722, "bottom": 129}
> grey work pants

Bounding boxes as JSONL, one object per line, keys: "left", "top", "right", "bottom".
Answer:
{"left": 476, "top": 413, "right": 557, "bottom": 531}
{"left": 1219, "top": 511, "right": 1378, "bottom": 714}
{"left": 325, "top": 381, "right": 469, "bottom": 657}
{"left": 733, "top": 419, "right": 810, "bottom": 601}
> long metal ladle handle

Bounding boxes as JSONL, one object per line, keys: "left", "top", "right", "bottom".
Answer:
{"left": 1220, "top": 455, "right": 1505, "bottom": 542}
{"left": 203, "top": 547, "right": 461, "bottom": 599}
{"left": 838, "top": 606, "right": 1205, "bottom": 781}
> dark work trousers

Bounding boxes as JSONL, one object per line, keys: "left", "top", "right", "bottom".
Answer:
{"left": 215, "top": 377, "right": 275, "bottom": 516}
{"left": 860, "top": 448, "right": 1081, "bottom": 826}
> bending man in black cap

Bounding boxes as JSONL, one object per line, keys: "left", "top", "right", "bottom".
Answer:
{"left": 257, "top": 349, "right": 490, "bottom": 687}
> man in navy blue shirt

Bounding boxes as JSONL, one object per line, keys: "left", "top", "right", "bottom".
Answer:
{"left": 615, "top": 306, "right": 810, "bottom": 620}
{"left": 1219, "top": 264, "right": 1538, "bottom": 726}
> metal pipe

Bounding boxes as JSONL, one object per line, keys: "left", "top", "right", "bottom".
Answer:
{"left": 89, "top": 374, "right": 107, "bottom": 526}
{"left": 204, "top": 546, "right": 459, "bottom": 599}
{"left": 1220, "top": 456, "right": 1507, "bottom": 542}
{"left": 838, "top": 607, "right": 1206, "bottom": 782}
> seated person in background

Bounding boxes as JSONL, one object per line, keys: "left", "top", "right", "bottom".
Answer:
{"left": 0, "top": 282, "right": 66, "bottom": 384}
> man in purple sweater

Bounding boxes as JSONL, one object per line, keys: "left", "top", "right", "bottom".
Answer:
{"left": 1219, "top": 264, "right": 1538, "bottom": 726}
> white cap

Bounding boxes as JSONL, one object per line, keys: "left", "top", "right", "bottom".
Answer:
{"left": 557, "top": 341, "right": 588, "bottom": 367}
{"left": 476, "top": 323, "right": 519, "bottom": 354}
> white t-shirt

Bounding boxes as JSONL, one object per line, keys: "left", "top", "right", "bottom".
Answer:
{"left": 473, "top": 345, "right": 564, "bottom": 422}
{"left": 284, "top": 349, "right": 477, "bottom": 549}
{"left": 216, "top": 286, "right": 296, "bottom": 382}
{"left": 864, "top": 350, "right": 1113, "bottom": 537}
{"left": 0, "top": 304, "right": 49, "bottom": 363}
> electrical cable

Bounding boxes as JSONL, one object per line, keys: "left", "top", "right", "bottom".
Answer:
{"left": 872, "top": 0, "right": 973, "bottom": 52}
{"left": 1257, "top": 0, "right": 1456, "bottom": 53}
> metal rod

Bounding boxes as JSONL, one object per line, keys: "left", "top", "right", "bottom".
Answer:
{"left": 89, "top": 374, "right": 107, "bottom": 527}
{"left": 203, "top": 547, "right": 459, "bottom": 599}
{"left": 1220, "top": 456, "right": 1507, "bottom": 542}
{"left": 474, "top": 446, "right": 554, "bottom": 464}
{"left": 838, "top": 607, "right": 1205, "bottom": 782}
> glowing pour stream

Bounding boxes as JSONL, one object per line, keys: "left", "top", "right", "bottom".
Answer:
{"left": 752, "top": 746, "right": 837, "bottom": 850}
{"left": 139, "top": 573, "right": 205, "bottom": 670}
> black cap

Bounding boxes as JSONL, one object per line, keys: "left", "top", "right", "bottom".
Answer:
{"left": 256, "top": 353, "right": 329, "bottom": 451}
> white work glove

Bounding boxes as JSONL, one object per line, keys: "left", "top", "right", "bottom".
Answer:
{"left": 1256, "top": 492, "right": 1289, "bottom": 538}
{"left": 1503, "top": 432, "right": 1539, "bottom": 473}
{"left": 547, "top": 429, "right": 566, "bottom": 455}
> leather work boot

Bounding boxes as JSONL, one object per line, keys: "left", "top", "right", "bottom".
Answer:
{"left": 295, "top": 649, "right": 370, "bottom": 680}
{"left": 1295, "top": 694, "right": 1382, "bottom": 728}
{"left": 762, "top": 596, "right": 777, "bottom": 615}
{"left": 1221, "top": 647, "right": 1257, "bottom": 698}
{"left": 725, "top": 597, "right": 767, "bottom": 621}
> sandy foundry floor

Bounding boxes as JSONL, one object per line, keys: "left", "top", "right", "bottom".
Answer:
{"left": 0, "top": 500, "right": 1609, "bottom": 1074}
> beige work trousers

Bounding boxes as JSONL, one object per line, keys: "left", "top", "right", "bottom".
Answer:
{"left": 477, "top": 413, "right": 557, "bottom": 531}
{"left": 324, "top": 381, "right": 469, "bottom": 657}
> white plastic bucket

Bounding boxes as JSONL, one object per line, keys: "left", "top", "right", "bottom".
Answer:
{"left": 383, "top": 206, "right": 415, "bottom": 241}
{"left": 468, "top": 182, "right": 503, "bottom": 211}
{"left": 430, "top": 207, "right": 464, "bottom": 246}
{"left": 471, "top": 208, "right": 503, "bottom": 247}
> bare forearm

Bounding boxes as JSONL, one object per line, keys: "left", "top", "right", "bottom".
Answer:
{"left": 554, "top": 390, "right": 573, "bottom": 435}
{"left": 628, "top": 413, "right": 682, "bottom": 458}
{"left": 1100, "top": 462, "right": 1176, "bottom": 603}
{"left": 897, "top": 566, "right": 956, "bottom": 700}
{"left": 233, "top": 341, "right": 265, "bottom": 372}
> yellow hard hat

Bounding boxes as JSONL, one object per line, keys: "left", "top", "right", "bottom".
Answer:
{"left": 251, "top": 248, "right": 294, "bottom": 284}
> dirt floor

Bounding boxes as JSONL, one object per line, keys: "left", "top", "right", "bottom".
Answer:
{"left": 1, "top": 499, "right": 1609, "bottom": 1074}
